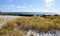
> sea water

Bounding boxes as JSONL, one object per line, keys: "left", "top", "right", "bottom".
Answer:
{"left": 1, "top": 12, "right": 56, "bottom": 15}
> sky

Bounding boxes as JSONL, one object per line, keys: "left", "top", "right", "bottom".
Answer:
{"left": 0, "top": 0, "right": 60, "bottom": 13}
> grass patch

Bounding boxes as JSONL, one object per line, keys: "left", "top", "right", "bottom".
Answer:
{"left": 0, "top": 16, "right": 60, "bottom": 36}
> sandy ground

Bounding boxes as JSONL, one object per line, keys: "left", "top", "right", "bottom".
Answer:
{"left": 0, "top": 15, "right": 20, "bottom": 19}
{"left": 0, "top": 15, "right": 21, "bottom": 28}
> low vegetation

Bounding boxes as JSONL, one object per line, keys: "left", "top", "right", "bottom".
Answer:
{"left": 0, "top": 16, "right": 60, "bottom": 36}
{"left": 0, "top": 20, "right": 26, "bottom": 36}
{"left": 0, "top": 18, "right": 2, "bottom": 21}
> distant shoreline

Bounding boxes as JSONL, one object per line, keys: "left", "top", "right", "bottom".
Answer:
{"left": 0, "top": 12, "right": 60, "bottom": 17}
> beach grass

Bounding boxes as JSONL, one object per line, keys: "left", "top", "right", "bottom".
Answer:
{"left": 0, "top": 16, "right": 60, "bottom": 36}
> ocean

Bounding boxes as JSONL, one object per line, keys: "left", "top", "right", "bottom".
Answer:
{"left": 2, "top": 12, "right": 56, "bottom": 15}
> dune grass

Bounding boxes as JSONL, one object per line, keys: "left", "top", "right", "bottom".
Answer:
{"left": 0, "top": 20, "right": 26, "bottom": 36}
{"left": 15, "top": 17, "right": 55, "bottom": 31}
{"left": 0, "top": 16, "right": 60, "bottom": 36}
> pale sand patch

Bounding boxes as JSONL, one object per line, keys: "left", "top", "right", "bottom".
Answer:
{"left": 0, "top": 15, "right": 21, "bottom": 28}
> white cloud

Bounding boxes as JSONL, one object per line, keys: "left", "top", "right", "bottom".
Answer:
{"left": 55, "top": 9, "right": 60, "bottom": 13}
{"left": 28, "top": 5, "right": 32, "bottom": 7}
{"left": 9, "top": 0, "right": 12, "bottom": 2}
{"left": 44, "top": 0, "right": 55, "bottom": 7}
{"left": 41, "top": 0, "right": 44, "bottom": 1}
{"left": 46, "top": 4, "right": 52, "bottom": 7}
{"left": 3, "top": 5, "right": 10, "bottom": 7}
{"left": 45, "top": 0, "right": 54, "bottom": 3}
{"left": 11, "top": 5, "right": 15, "bottom": 7}
{"left": 46, "top": 3, "right": 54, "bottom": 7}
{"left": 17, "top": 6, "right": 27, "bottom": 9}
{"left": 2, "top": 5, "right": 27, "bottom": 9}
{"left": 24, "top": 8, "right": 55, "bottom": 12}
{"left": 2, "top": 5, "right": 15, "bottom": 7}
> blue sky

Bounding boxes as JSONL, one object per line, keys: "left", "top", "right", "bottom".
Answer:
{"left": 0, "top": 0, "right": 60, "bottom": 13}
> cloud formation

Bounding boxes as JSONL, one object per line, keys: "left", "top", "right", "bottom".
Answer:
{"left": 2, "top": 5, "right": 28, "bottom": 9}
{"left": 28, "top": 5, "right": 32, "bottom": 7}
{"left": 45, "top": 0, "right": 54, "bottom": 3}
{"left": 2, "top": 5, "right": 15, "bottom": 7}
{"left": 9, "top": 0, "right": 12, "bottom": 2}
{"left": 17, "top": 6, "right": 27, "bottom": 9}
{"left": 11, "top": 5, "right": 15, "bottom": 7}
{"left": 44, "top": 0, "right": 54, "bottom": 7}
{"left": 46, "top": 3, "right": 54, "bottom": 7}
{"left": 17, "top": 5, "right": 32, "bottom": 9}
